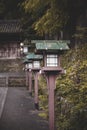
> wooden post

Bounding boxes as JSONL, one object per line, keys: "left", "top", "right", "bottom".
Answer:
{"left": 6, "top": 76, "right": 8, "bottom": 87}
{"left": 47, "top": 74, "right": 56, "bottom": 130}
{"left": 28, "top": 69, "right": 32, "bottom": 96}
{"left": 26, "top": 70, "right": 28, "bottom": 89}
{"left": 34, "top": 72, "right": 39, "bottom": 110}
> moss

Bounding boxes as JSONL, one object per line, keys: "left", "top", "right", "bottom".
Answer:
{"left": 38, "top": 112, "right": 48, "bottom": 119}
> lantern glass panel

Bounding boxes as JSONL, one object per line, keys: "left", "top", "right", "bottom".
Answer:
{"left": 33, "top": 61, "right": 40, "bottom": 68}
{"left": 47, "top": 54, "right": 58, "bottom": 67}
{"left": 25, "top": 64, "right": 28, "bottom": 69}
{"left": 23, "top": 47, "right": 28, "bottom": 53}
{"left": 27, "top": 63, "right": 32, "bottom": 69}
{"left": 20, "top": 47, "right": 23, "bottom": 52}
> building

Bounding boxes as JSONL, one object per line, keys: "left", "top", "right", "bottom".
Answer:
{"left": 0, "top": 20, "right": 24, "bottom": 72}
{"left": 0, "top": 20, "right": 26, "bottom": 87}
{"left": 0, "top": 20, "right": 23, "bottom": 59}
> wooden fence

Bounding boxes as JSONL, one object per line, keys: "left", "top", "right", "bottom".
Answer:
{"left": 0, "top": 72, "right": 26, "bottom": 87}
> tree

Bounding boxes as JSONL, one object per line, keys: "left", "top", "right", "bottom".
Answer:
{"left": 22, "top": 0, "right": 87, "bottom": 39}
{"left": 22, "top": 0, "right": 68, "bottom": 37}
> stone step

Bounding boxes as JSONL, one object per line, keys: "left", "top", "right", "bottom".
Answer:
{"left": 0, "top": 77, "right": 6, "bottom": 87}
{"left": 0, "top": 80, "right": 6, "bottom": 83}
{"left": 0, "top": 85, "right": 6, "bottom": 87}
{"left": 0, "top": 84, "right": 6, "bottom": 87}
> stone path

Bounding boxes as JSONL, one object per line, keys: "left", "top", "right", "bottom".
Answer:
{"left": 0, "top": 87, "right": 8, "bottom": 118}
{"left": 0, "top": 87, "right": 49, "bottom": 130}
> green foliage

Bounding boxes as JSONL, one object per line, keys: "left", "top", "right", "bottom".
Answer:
{"left": 37, "top": 43, "right": 87, "bottom": 129}
{"left": 55, "top": 43, "right": 87, "bottom": 130}
{"left": 21, "top": 0, "right": 87, "bottom": 37}
{"left": 22, "top": 0, "right": 69, "bottom": 36}
{"left": 38, "top": 75, "right": 48, "bottom": 120}
{"left": 74, "top": 26, "right": 87, "bottom": 40}
{"left": 38, "top": 112, "right": 48, "bottom": 119}
{"left": 38, "top": 75, "right": 48, "bottom": 111}
{"left": 33, "top": 8, "right": 68, "bottom": 35}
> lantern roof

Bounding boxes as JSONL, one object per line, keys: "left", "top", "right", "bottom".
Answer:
{"left": 22, "top": 58, "right": 29, "bottom": 64}
{"left": 22, "top": 58, "right": 32, "bottom": 64}
{"left": 31, "top": 40, "right": 69, "bottom": 53}
{"left": 26, "top": 53, "right": 43, "bottom": 60}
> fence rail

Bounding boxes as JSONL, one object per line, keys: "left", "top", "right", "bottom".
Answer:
{"left": 0, "top": 72, "right": 26, "bottom": 87}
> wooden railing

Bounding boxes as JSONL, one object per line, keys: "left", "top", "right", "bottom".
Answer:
{"left": 0, "top": 72, "right": 26, "bottom": 87}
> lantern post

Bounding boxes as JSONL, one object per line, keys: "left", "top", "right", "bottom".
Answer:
{"left": 32, "top": 40, "right": 69, "bottom": 130}
{"left": 23, "top": 59, "right": 30, "bottom": 89}
{"left": 27, "top": 61, "right": 33, "bottom": 95}
{"left": 26, "top": 53, "right": 43, "bottom": 110}
{"left": 20, "top": 40, "right": 29, "bottom": 89}
{"left": 20, "top": 39, "right": 32, "bottom": 90}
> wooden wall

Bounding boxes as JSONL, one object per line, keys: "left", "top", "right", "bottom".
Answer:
{"left": 0, "top": 42, "right": 21, "bottom": 59}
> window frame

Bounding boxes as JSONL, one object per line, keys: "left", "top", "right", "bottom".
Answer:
{"left": 46, "top": 54, "right": 58, "bottom": 67}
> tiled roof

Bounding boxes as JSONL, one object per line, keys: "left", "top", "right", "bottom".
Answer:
{"left": 26, "top": 53, "right": 43, "bottom": 60}
{"left": 31, "top": 40, "right": 70, "bottom": 52}
{"left": 0, "top": 20, "right": 22, "bottom": 33}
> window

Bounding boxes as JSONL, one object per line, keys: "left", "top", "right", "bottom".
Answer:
{"left": 47, "top": 55, "right": 58, "bottom": 67}
{"left": 25, "top": 64, "right": 28, "bottom": 69}
{"left": 23, "top": 47, "right": 28, "bottom": 53}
